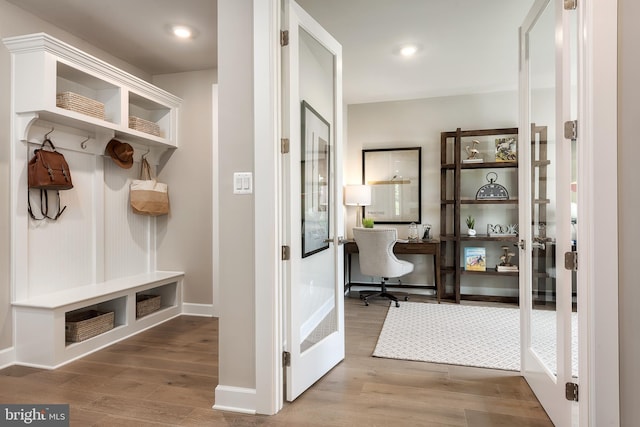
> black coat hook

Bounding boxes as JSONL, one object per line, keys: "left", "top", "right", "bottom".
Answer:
{"left": 80, "top": 135, "right": 90, "bottom": 149}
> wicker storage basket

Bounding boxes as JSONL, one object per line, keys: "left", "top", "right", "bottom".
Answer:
{"left": 129, "top": 116, "right": 161, "bottom": 136}
{"left": 136, "top": 294, "right": 161, "bottom": 318}
{"left": 56, "top": 91, "right": 105, "bottom": 120}
{"left": 65, "top": 310, "right": 114, "bottom": 342}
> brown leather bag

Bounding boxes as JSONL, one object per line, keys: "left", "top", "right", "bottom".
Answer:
{"left": 28, "top": 138, "right": 73, "bottom": 220}
{"left": 28, "top": 138, "right": 73, "bottom": 190}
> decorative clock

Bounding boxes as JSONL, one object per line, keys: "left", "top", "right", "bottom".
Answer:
{"left": 476, "top": 172, "right": 509, "bottom": 200}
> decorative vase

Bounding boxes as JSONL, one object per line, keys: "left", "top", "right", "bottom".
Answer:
{"left": 408, "top": 222, "right": 418, "bottom": 241}
{"left": 468, "top": 229, "right": 476, "bottom": 237}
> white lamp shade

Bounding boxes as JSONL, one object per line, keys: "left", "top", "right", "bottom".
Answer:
{"left": 344, "top": 184, "right": 372, "bottom": 206}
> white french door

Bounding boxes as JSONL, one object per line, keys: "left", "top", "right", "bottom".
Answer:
{"left": 281, "top": 0, "right": 345, "bottom": 401}
{"left": 519, "top": 0, "right": 577, "bottom": 425}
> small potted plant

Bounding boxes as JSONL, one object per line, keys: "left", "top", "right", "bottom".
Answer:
{"left": 362, "top": 217, "right": 375, "bottom": 228}
{"left": 466, "top": 215, "right": 476, "bottom": 236}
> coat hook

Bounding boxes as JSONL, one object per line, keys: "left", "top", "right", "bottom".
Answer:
{"left": 142, "top": 147, "right": 151, "bottom": 159}
{"left": 44, "top": 127, "right": 54, "bottom": 139}
{"left": 80, "top": 135, "right": 91, "bottom": 150}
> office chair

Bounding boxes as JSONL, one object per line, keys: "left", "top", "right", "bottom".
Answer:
{"left": 353, "top": 227, "right": 414, "bottom": 307}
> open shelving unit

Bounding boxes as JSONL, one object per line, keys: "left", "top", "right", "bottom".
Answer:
{"left": 440, "top": 127, "right": 520, "bottom": 303}
{"left": 4, "top": 33, "right": 180, "bottom": 155}
{"left": 4, "top": 33, "right": 184, "bottom": 368}
{"left": 439, "top": 126, "right": 551, "bottom": 304}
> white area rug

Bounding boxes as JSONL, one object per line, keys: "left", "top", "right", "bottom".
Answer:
{"left": 373, "top": 301, "right": 578, "bottom": 374}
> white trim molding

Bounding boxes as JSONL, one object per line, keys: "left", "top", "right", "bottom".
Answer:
{"left": 0, "top": 347, "right": 16, "bottom": 370}
{"left": 578, "top": 0, "right": 620, "bottom": 425}
{"left": 213, "top": 385, "right": 257, "bottom": 415}
{"left": 182, "top": 303, "right": 215, "bottom": 317}
{"left": 253, "top": 0, "right": 282, "bottom": 417}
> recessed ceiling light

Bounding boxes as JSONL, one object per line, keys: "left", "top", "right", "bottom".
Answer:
{"left": 172, "top": 25, "right": 193, "bottom": 39}
{"left": 399, "top": 44, "right": 419, "bottom": 57}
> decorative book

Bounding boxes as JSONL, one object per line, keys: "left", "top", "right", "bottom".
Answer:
{"left": 464, "top": 247, "right": 486, "bottom": 271}
{"left": 495, "top": 137, "right": 517, "bottom": 162}
{"left": 497, "top": 265, "right": 519, "bottom": 272}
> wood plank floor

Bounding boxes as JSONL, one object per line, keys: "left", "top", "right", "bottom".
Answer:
{"left": 0, "top": 295, "right": 553, "bottom": 426}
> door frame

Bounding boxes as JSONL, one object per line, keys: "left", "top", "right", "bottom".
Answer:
{"left": 576, "top": 0, "right": 619, "bottom": 425}
{"left": 249, "top": 0, "right": 620, "bottom": 420}
{"left": 254, "top": 0, "right": 283, "bottom": 415}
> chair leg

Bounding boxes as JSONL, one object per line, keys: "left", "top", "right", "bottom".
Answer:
{"left": 361, "top": 279, "right": 403, "bottom": 307}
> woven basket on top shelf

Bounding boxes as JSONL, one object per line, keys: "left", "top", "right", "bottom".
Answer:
{"left": 129, "top": 116, "right": 161, "bottom": 137}
{"left": 56, "top": 91, "right": 105, "bottom": 120}
{"left": 65, "top": 310, "right": 114, "bottom": 343}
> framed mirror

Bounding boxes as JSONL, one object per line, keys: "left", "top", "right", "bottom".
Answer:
{"left": 362, "top": 147, "right": 421, "bottom": 224}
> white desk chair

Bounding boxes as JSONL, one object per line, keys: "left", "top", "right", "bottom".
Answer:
{"left": 353, "top": 227, "right": 414, "bottom": 307}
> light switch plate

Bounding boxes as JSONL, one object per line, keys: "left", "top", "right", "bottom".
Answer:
{"left": 233, "top": 172, "right": 253, "bottom": 194}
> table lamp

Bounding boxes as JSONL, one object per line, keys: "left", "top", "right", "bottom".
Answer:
{"left": 344, "top": 184, "right": 371, "bottom": 227}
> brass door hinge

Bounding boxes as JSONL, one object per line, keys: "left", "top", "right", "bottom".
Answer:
{"left": 281, "top": 245, "right": 290, "bottom": 260}
{"left": 564, "top": 251, "right": 578, "bottom": 271}
{"left": 281, "top": 138, "right": 290, "bottom": 154}
{"left": 564, "top": 120, "right": 578, "bottom": 140}
{"left": 280, "top": 30, "right": 289, "bottom": 46}
{"left": 566, "top": 382, "right": 579, "bottom": 401}
{"left": 564, "top": 0, "right": 577, "bottom": 10}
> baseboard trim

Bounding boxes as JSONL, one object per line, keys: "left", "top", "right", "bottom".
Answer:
{"left": 182, "top": 303, "right": 215, "bottom": 317}
{"left": 0, "top": 346, "right": 15, "bottom": 369}
{"left": 213, "top": 385, "right": 256, "bottom": 414}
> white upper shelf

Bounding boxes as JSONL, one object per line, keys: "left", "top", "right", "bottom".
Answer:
{"left": 3, "top": 32, "right": 182, "bottom": 150}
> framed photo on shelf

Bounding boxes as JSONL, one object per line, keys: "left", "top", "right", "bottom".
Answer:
{"left": 464, "top": 247, "right": 486, "bottom": 271}
{"left": 495, "top": 136, "right": 517, "bottom": 162}
{"left": 301, "top": 100, "right": 330, "bottom": 258}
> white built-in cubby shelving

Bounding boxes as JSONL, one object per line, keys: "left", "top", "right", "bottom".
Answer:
{"left": 4, "top": 33, "right": 184, "bottom": 368}
{"left": 4, "top": 32, "right": 180, "bottom": 152}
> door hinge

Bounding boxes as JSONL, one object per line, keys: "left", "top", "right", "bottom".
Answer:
{"left": 564, "top": 0, "right": 577, "bottom": 10}
{"left": 280, "top": 30, "right": 289, "bottom": 46}
{"left": 518, "top": 240, "right": 526, "bottom": 250}
{"left": 564, "top": 251, "right": 578, "bottom": 271}
{"left": 564, "top": 120, "right": 578, "bottom": 140}
{"left": 283, "top": 351, "right": 291, "bottom": 367}
{"left": 281, "top": 245, "right": 290, "bottom": 260}
{"left": 566, "top": 382, "right": 579, "bottom": 401}
{"left": 281, "top": 138, "right": 290, "bottom": 154}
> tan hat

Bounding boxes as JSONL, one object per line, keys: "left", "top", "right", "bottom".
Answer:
{"left": 105, "top": 139, "right": 134, "bottom": 169}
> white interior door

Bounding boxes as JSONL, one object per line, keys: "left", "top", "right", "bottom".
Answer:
{"left": 519, "top": 0, "right": 577, "bottom": 425}
{"left": 281, "top": 0, "right": 345, "bottom": 401}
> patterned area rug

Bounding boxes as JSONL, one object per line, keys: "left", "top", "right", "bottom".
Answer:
{"left": 373, "top": 301, "right": 578, "bottom": 374}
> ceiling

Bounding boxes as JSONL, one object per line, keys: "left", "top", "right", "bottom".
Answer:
{"left": 6, "top": 0, "right": 217, "bottom": 75}
{"left": 297, "top": 0, "right": 534, "bottom": 104}
{"left": 7, "top": 0, "right": 534, "bottom": 105}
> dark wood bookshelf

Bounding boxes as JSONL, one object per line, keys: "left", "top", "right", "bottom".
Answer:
{"left": 439, "top": 125, "right": 552, "bottom": 305}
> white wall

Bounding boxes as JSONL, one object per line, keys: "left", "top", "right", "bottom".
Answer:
{"left": 217, "top": 0, "right": 256, "bottom": 392}
{"left": 153, "top": 69, "right": 217, "bottom": 310}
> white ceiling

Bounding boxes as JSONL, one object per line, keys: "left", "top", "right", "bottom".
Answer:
{"left": 6, "top": 0, "right": 217, "bottom": 75}
{"left": 297, "top": 0, "right": 535, "bottom": 104}
{"left": 7, "top": 0, "right": 534, "bottom": 105}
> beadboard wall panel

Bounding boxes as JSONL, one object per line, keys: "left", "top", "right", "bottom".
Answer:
{"left": 26, "top": 146, "right": 96, "bottom": 296}
{"left": 103, "top": 159, "right": 152, "bottom": 280}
